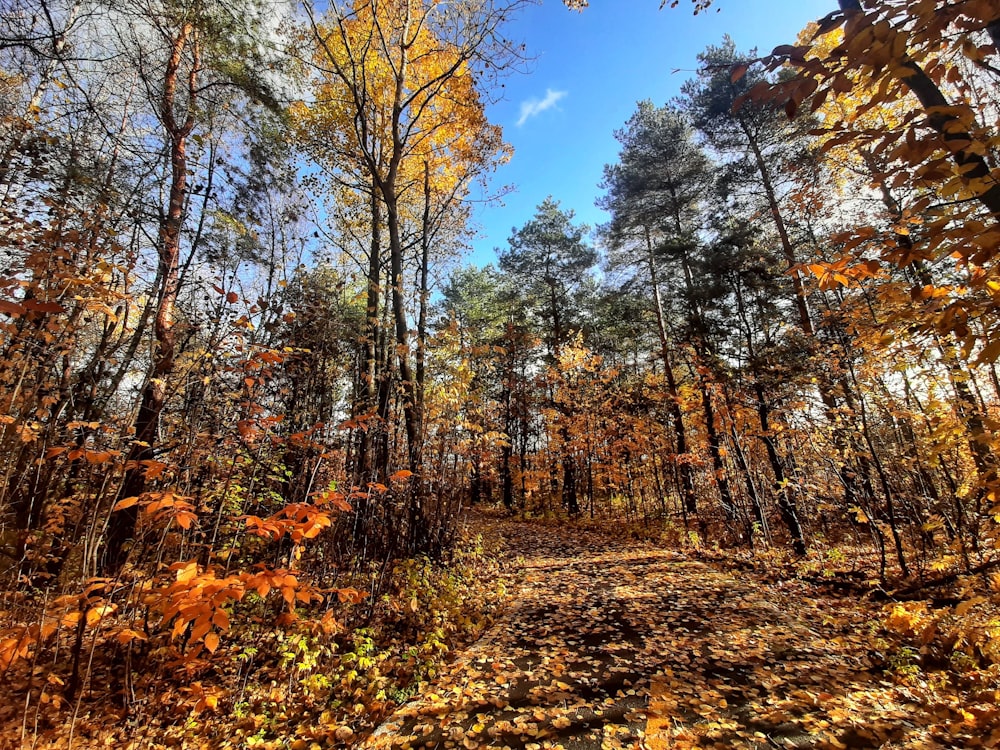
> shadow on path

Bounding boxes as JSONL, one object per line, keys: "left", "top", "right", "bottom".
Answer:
{"left": 359, "top": 518, "right": 979, "bottom": 749}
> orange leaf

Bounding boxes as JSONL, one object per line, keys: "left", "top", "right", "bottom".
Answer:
{"left": 22, "top": 299, "right": 64, "bottom": 314}
{"left": 0, "top": 300, "right": 26, "bottom": 316}
{"left": 335, "top": 588, "right": 366, "bottom": 604}
{"left": 141, "top": 460, "right": 169, "bottom": 480}
{"left": 60, "top": 611, "right": 81, "bottom": 628}
{"left": 190, "top": 618, "right": 212, "bottom": 644}
{"left": 85, "top": 604, "right": 115, "bottom": 627}
{"left": 113, "top": 496, "right": 140, "bottom": 512}
{"left": 212, "top": 609, "right": 230, "bottom": 631}
{"left": 116, "top": 628, "right": 147, "bottom": 645}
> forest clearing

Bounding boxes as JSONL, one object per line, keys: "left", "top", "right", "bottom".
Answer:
{"left": 2, "top": 0, "right": 1000, "bottom": 746}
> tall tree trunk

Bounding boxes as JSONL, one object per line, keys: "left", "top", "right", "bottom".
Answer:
{"left": 501, "top": 338, "right": 516, "bottom": 511}
{"left": 740, "top": 120, "right": 813, "bottom": 336}
{"left": 356, "top": 183, "right": 383, "bottom": 484}
{"left": 645, "top": 228, "right": 697, "bottom": 516}
{"left": 722, "top": 388, "right": 767, "bottom": 544}
{"left": 699, "top": 373, "right": 734, "bottom": 529}
{"left": 844, "top": 358, "right": 911, "bottom": 577}
{"left": 103, "top": 22, "right": 198, "bottom": 574}
{"left": 382, "top": 12, "right": 421, "bottom": 479}
{"left": 562, "top": 442, "right": 579, "bottom": 516}
{"left": 415, "top": 161, "right": 431, "bottom": 439}
{"left": 383, "top": 194, "right": 420, "bottom": 475}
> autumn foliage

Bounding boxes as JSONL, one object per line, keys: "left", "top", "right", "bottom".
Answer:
{"left": 2, "top": 0, "right": 1000, "bottom": 746}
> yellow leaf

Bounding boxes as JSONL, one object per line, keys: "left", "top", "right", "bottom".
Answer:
{"left": 176, "top": 561, "right": 199, "bottom": 584}
{"left": 955, "top": 596, "right": 986, "bottom": 617}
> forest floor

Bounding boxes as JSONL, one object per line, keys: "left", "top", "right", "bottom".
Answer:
{"left": 360, "top": 513, "right": 1000, "bottom": 750}
{"left": 3, "top": 512, "right": 1000, "bottom": 749}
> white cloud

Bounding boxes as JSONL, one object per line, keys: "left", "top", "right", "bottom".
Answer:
{"left": 516, "top": 88, "right": 567, "bottom": 127}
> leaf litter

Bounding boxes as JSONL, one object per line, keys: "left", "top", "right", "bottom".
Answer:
{"left": 361, "top": 515, "right": 1000, "bottom": 750}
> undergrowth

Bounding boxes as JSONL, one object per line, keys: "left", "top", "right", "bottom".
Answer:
{"left": 0, "top": 523, "right": 510, "bottom": 750}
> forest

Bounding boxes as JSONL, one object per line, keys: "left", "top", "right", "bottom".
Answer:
{"left": 1, "top": 0, "right": 1000, "bottom": 747}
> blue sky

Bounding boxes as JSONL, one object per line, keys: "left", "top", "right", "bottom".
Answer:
{"left": 467, "top": 0, "right": 835, "bottom": 266}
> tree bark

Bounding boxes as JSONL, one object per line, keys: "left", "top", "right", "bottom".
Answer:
{"left": 356, "top": 182, "right": 383, "bottom": 484}
{"left": 754, "top": 384, "right": 807, "bottom": 556}
{"left": 645, "top": 228, "right": 697, "bottom": 516}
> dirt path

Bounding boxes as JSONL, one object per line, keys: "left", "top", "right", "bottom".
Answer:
{"left": 359, "top": 517, "right": 993, "bottom": 750}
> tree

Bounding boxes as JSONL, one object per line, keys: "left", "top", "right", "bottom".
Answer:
{"left": 598, "top": 101, "right": 709, "bottom": 522}
{"left": 684, "top": 37, "right": 816, "bottom": 337}
{"left": 729, "top": 0, "right": 1000, "bottom": 567}
{"left": 500, "top": 198, "right": 596, "bottom": 515}
{"left": 103, "top": 0, "right": 287, "bottom": 573}
{"left": 756, "top": 1, "right": 1000, "bottom": 358}
{"left": 296, "top": 0, "right": 516, "bottom": 509}
{"left": 700, "top": 214, "right": 809, "bottom": 553}
{"left": 500, "top": 198, "right": 597, "bottom": 360}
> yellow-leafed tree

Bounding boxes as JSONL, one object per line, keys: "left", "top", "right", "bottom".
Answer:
{"left": 294, "top": 0, "right": 518, "bottom": 551}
